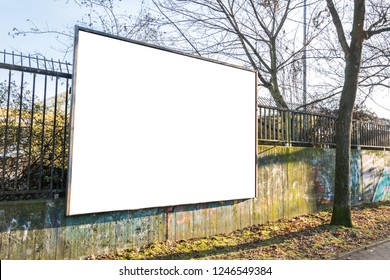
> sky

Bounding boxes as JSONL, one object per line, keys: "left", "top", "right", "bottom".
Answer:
{"left": 2, "top": 0, "right": 82, "bottom": 59}
{"left": 1, "top": 0, "right": 389, "bottom": 119}
{"left": 1, "top": 0, "right": 144, "bottom": 60}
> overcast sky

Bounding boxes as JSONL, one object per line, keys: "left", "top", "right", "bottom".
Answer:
{"left": 1, "top": 0, "right": 389, "bottom": 118}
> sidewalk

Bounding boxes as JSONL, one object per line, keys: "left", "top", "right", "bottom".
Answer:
{"left": 337, "top": 238, "right": 390, "bottom": 260}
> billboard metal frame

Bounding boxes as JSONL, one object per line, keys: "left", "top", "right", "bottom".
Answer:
{"left": 67, "top": 26, "right": 258, "bottom": 216}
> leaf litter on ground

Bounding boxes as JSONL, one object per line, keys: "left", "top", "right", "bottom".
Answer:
{"left": 86, "top": 201, "right": 390, "bottom": 260}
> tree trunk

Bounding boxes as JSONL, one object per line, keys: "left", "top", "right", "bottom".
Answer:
{"left": 330, "top": 0, "right": 366, "bottom": 227}
{"left": 269, "top": 38, "right": 289, "bottom": 109}
{"left": 331, "top": 86, "right": 355, "bottom": 227}
{"left": 331, "top": 59, "right": 360, "bottom": 227}
{"left": 268, "top": 80, "right": 288, "bottom": 109}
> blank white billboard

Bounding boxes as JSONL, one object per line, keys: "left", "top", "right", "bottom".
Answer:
{"left": 66, "top": 27, "right": 257, "bottom": 216}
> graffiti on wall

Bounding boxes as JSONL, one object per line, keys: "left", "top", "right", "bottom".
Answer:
{"left": 372, "top": 167, "right": 390, "bottom": 202}
{"left": 360, "top": 151, "right": 390, "bottom": 202}
{"left": 313, "top": 167, "right": 333, "bottom": 207}
{"left": 312, "top": 151, "right": 362, "bottom": 207}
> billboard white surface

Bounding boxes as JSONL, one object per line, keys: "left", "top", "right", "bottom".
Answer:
{"left": 67, "top": 27, "right": 257, "bottom": 215}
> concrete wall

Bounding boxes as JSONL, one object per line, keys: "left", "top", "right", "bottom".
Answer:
{"left": 1, "top": 146, "right": 389, "bottom": 259}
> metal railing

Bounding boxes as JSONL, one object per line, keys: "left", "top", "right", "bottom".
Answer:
{"left": 0, "top": 50, "right": 71, "bottom": 200}
{"left": 258, "top": 105, "right": 390, "bottom": 150}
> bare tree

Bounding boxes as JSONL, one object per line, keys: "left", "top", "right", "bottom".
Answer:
{"left": 72, "top": 0, "right": 163, "bottom": 41}
{"left": 325, "top": 0, "right": 390, "bottom": 226}
{"left": 306, "top": 0, "right": 389, "bottom": 110}
{"left": 152, "top": 0, "right": 326, "bottom": 109}
{"left": 10, "top": 0, "right": 164, "bottom": 60}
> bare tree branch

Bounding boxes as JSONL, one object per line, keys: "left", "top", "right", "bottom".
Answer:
{"left": 325, "top": 0, "right": 350, "bottom": 57}
{"left": 366, "top": 27, "right": 390, "bottom": 38}
{"left": 152, "top": 0, "right": 201, "bottom": 56}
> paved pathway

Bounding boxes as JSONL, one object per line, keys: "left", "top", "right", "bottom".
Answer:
{"left": 337, "top": 238, "right": 390, "bottom": 260}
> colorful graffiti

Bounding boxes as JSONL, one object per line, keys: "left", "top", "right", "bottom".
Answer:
{"left": 361, "top": 151, "right": 390, "bottom": 202}
{"left": 372, "top": 167, "right": 390, "bottom": 202}
{"left": 313, "top": 167, "right": 333, "bottom": 207}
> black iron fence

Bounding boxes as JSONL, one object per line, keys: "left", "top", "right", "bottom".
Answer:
{"left": 0, "top": 50, "right": 71, "bottom": 200}
{"left": 258, "top": 105, "right": 390, "bottom": 149}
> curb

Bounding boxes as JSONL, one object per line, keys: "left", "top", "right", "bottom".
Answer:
{"left": 335, "top": 237, "right": 390, "bottom": 260}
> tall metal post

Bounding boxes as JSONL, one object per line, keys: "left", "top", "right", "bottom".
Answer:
{"left": 303, "top": 0, "right": 307, "bottom": 111}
